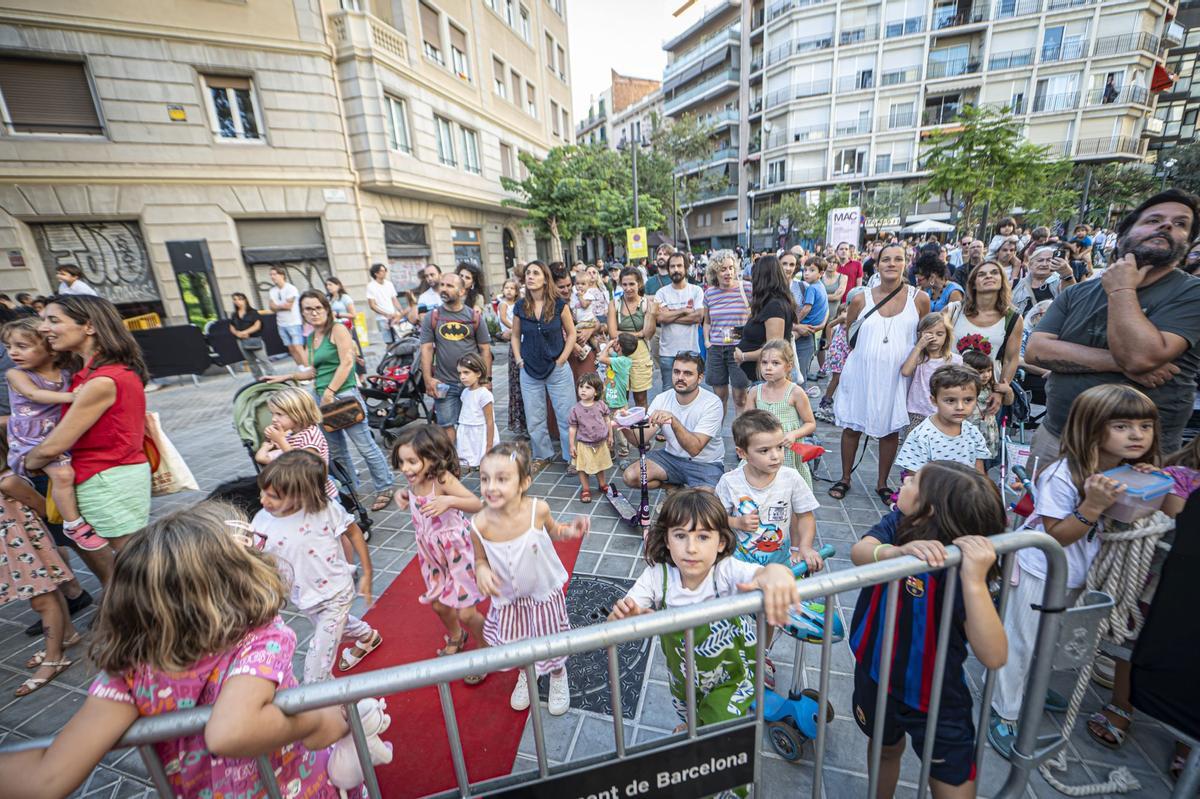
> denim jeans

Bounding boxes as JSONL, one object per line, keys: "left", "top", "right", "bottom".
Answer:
{"left": 375, "top": 318, "right": 396, "bottom": 346}
{"left": 795, "top": 333, "right": 816, "bottom": 380}
{"left": 520, "top": 361, "right": 577, "bottom": 461}
{"left": 322, "top": 387, "right": 395, "bottom": 493}
{"left": 658, "top": 356, "right": 675, "bottom": 394}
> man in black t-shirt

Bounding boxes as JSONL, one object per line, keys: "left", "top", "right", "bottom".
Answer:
{"left": 1026, "top": 189, "right": 1200, "bottom": 461}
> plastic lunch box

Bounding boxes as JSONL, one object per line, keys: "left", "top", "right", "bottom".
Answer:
{"left": 1100, "top": 465, "right": 1173, "bottom": 524}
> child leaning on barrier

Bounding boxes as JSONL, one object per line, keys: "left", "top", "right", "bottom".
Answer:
{"left": 0, "top": 501, "right": 392, "bottom": 799}
{"left": 609, "top": 489, "right": 801, "bottom": 736}
{"left": 849, "top": 461, "right": 1008, "bottom": 799}
{"left": 987, "top": 384, "right": 1158, "bottom": 759}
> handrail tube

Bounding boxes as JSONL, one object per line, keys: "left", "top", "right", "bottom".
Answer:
{"left": 0, "top": 532, "right": 1068, "bottom": 796}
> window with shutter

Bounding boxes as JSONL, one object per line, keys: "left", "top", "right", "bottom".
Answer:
{"left": 202, "top": 74, "right": 263, "bottom": 140}
{"left": 420, "top": 2, "right": 443, "bottom": 64}
{"left": 493, "top": 57, "right": 507, "bottom": 98}
{"left": 449, "top": 25, "right": 470, "bottom": 78}
{"left": 510, "top": 70, "right": 521, "bottom": 105}
{"left": 0, "top": 57, "right": 103, "bottom": 135}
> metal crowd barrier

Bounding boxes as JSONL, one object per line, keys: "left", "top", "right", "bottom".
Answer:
{"left": 1, "top": 531, "right": 1089, "bottom": 799}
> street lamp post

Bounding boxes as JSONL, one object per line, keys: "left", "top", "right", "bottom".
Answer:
{"left": 619, "top": 132, "right": 649, "bottom": 229}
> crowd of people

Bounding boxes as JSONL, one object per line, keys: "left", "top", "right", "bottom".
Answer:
{"left": 1, "top": 189, "right": 1199, "bottom": 798}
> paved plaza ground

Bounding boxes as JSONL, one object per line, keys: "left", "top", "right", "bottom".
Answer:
{"left": 0, "top": 342, "right": 1182, "bottom": 798}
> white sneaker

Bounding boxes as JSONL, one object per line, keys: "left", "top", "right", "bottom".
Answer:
{"left": 548, "top": 670, "right": 570, "bottom": 716}
{"left": 510, "top": 671, "right": 530, "bottom": 711}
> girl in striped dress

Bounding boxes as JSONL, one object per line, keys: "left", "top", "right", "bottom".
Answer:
{"left": 471, "top": 441, "right": 589, "bottom": 717}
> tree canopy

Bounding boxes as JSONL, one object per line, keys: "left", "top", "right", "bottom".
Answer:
{"left": 919, "top": 105, "right": 1078, "bottom": 235}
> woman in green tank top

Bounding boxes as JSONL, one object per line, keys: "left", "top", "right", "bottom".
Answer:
{"left": 267, "top": 289, "right": 393, "bottom": 509}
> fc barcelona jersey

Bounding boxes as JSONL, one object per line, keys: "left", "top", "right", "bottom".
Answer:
{"left": 848, "top": 510, "right": 972, "bottom": 713}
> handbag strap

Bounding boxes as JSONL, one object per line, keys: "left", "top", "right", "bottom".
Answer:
{"left": 997, "top": 308, "right": 1019, "bottom": 364}
{"left": 858, "top": 283, "right": 904, "bottom": 328}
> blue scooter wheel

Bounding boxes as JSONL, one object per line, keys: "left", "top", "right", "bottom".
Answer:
{"left": 767, "top": 721, "right": 805, "bottom": 762}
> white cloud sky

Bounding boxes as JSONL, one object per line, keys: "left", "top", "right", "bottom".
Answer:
{"left": 567, "top": 0, "right": 710, "bottom": 119}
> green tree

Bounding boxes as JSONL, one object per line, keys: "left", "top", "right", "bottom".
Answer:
{"left": 861, "top": 183, "right": 923, "bottom": 236}
{"left": 757, "top": 187, "right": 851, "bottom": 247}
{"left": 1071, "top": 162, "right": 1158, "bottom": 225}
{"left": 500, "top": 147, "right": 607, "bottom": 261}
{"left": 649, "top": 114, "right": 727, "bottom": 251}
{"left": 919, "top": 105, "right": 1077, "bottom": 236}
{"left": 1167, "top": 141, "right": 1200, "bottom": 197}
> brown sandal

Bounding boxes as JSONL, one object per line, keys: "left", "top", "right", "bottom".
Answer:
{"left": 464, "top": 673, "right": 487, "bottom": 686}
{"left": 437, "top": 630, "right": 469, "bottom": 657}
{"left": 580, "top": 488, "right": 592, "bottom": 503}
{"left": 15, "top": 659, "right": 72, "bottom": 697}
{"left": 371, "top": 492, "right": 392, "bottom": 512}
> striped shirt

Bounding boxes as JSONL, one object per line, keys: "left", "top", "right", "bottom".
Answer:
{"left": 703, "top": 283, "right": 752, "bottom": 346}
{"left": 285, "top": 425, "right": 339, "bottom": 500}
{"left": 848, "top": 511, "right": 970, "bottom": 713}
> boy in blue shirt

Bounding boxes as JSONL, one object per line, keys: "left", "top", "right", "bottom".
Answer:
{"left": 793, "top": 257, "right": 829, "bottom": 381}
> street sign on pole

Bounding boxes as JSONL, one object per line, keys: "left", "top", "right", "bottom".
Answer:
{"left": 626, "top": 227, "right": 648, "bottom": 259}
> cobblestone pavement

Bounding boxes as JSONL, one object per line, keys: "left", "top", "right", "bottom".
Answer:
{"left": 0, "top": 343, "right": 1179, "bottom": 798}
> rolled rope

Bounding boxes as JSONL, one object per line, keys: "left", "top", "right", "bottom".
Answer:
{"left": 1039, "top": 512, "right": 1172, "bottom": 796}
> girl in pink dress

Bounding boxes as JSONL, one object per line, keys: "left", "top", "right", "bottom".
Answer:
{"left": 391, "top": 425, "right": 486, "bottom": 669}
{"left": 0, "top": 501, "right": 391, "bottom": 798}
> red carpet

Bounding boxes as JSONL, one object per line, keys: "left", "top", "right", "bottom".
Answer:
{"left": 343, "top": 536, "right": 584, "bottom": 798}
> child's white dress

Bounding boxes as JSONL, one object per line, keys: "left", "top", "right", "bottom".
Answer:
{"left": 457, "top": 386, "right": 500, "bottom": 467}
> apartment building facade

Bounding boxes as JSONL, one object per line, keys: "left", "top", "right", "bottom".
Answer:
{"left": 577, "top": 70, "right": 661, "bottom": 147}
{"left": 0, "top": 0, "right": 572, "bottom": 323}
{"left": 664, "top": 0, "right": 1177, "bottom": 248}
{"left": 663, "top": 1, "right": 743, "bottom": 249}
{"left": 1148, "top": 0, "right": 1199, "bottom": 157}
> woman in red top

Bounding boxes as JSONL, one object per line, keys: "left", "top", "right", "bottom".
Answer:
{"left": 834, "top": 242, "right": 863, "bottom": 301}
{"left": 28, "top": 295, "right": 150, "bottom": 553}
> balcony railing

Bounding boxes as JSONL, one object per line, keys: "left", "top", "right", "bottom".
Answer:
{"left": 1165, "top": 21, "right": 1186, "bottom": 47}
{"left": 751, "top": 55, "right": 763, "bottom": 72}
{"left": 1031, "top": 90, "right": 1079, "bottom": 113}
{"left": 1075, "top": 136, "right": 1145, "bottom": 157}
{"left": 765, "top": 78, "right": 832, "bottom": 108}
{"left": 881, "top": 65, "right": 922, "bottom": 86}
{"left": 988, "top": 48, "right": 1035, "bottom": 70}
{"left": 993, "top": 0, "right": 1042, "bottom": 19}
{"left": 1037, "top": 140, "right": 1073, "bottom": 157}
{"left": 328, "top": 9, "right": 409, "bottom": 66}
{"left": 875, "top": 158, "right": 914, "bottom": 175}
{"left": 701, "top": 108, "right": 740, "bottom": 127}
{"left": 877, "top": 110, "right": 917, "bottom": 130}
{"left": 927, "top": 57, "right": 981, "bottom": 79}
{"left": 834, "top": 118, "right": 872, "bottom": 136}
{"left": 884, "top": 16, "right": 925, "bottom": 38}
{"left": 1046, "top": 0, "right": 1094, "bottom": 10}
{"left": 750, "top": 97, "right": 763, "bottom": 114}
{"left": 1085, "top": 85, "right": 1150, "bottom": 106}
{"left": 766, "top": 32, "right": 834, "bottom": 65}
{"left": 765, "top": 124, "right": 829, "bottom": 148}
{"left": 664, "top": 69, "right": 740, "bottom": 114}
{"left": 678, "top": 146, "right": 739, "bottom": 172}
{"left": 766, "top": 0, "right": 830, "bottom": 22}
{"left": 836, "top": 73, "right": 876, "bottom": 92}
{"left": 932, "top": 3, "right": 988, "bottom": 29}
{"left": 664, "top": 27, "right": 741, "bottom": 80}
{"left": 922, "top": 104, "right": 964, "bottom": 126}
{"left": 840, "top": 23, "right": 880, "bottom": 46}
{"left": 1092, "top": 32, "right": 1160, "bottom": 58}
{"left": 1040, "top": 39, "right": 1087, "bottom": 62}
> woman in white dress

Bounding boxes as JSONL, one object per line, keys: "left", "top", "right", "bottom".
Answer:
{"left": 830, "top": 244, "right": 930, "bottom": 504}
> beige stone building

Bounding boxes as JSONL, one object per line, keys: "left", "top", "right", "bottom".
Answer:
{"left": 0, "top": 0, "right": 573, "bottom": 325}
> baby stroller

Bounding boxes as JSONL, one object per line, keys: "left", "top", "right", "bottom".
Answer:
{"left": 210, "top": 381, "right": 374, "bottom": 536}
{"left": 360, "top": 334, "right": 433, "bottom": 446}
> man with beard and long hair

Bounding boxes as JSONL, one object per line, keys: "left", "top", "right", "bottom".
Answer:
{"left": 1026, "top": 188, "right": 1200, "bottom": 461}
